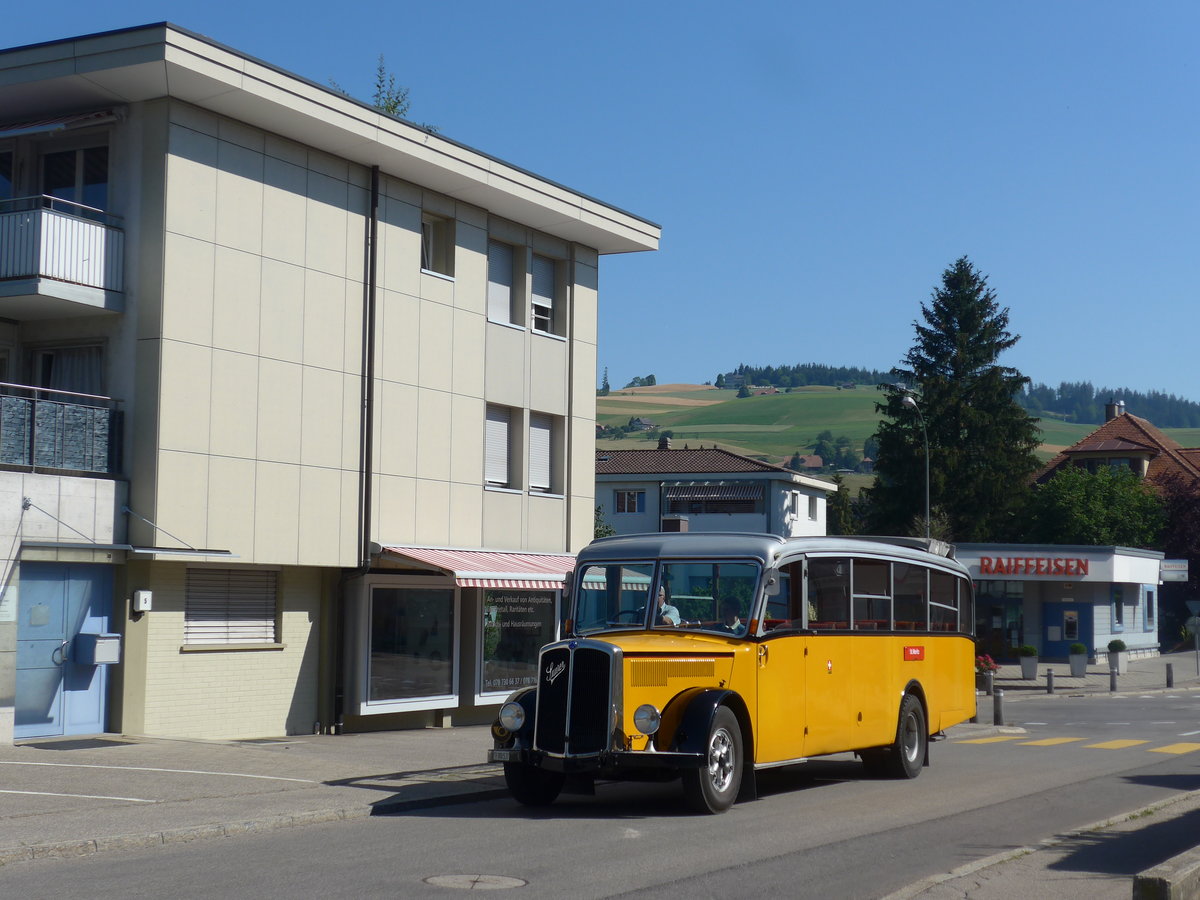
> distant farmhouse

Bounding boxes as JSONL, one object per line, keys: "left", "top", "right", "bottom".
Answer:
{"left": 1036, "top": 400, "right": 1200, "bottom": 486}
{"left": 597, "top": 437, "right": 836, "bottom": 537}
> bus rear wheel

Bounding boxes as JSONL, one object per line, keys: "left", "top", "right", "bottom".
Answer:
{"left": 884, "top": 694, "right": 926, "bottom": 779}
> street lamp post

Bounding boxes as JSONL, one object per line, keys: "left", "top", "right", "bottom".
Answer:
{"left": 900, "top": 392, "right": 930, "bottom": 539}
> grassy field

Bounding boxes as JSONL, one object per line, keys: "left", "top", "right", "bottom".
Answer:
{"left": 595, "top": 383, "right": 1200, "bottom": 467}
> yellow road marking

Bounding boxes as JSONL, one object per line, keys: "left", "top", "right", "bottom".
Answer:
{"left": 1149, "top": 743, "right": 1200, "bottom": 755}
{"left": 1020, "top": 737, "right": 1085, "bottom": 746}
{"left": 957, "top": 736, "right": 1026, "bottom": 744}
{"left": 1086, "top": 740, "right": 1149, "bottom": 749}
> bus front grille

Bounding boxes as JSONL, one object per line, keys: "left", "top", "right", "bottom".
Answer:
{"left": 534, "top": 644, "right": 613, "bottom": 756}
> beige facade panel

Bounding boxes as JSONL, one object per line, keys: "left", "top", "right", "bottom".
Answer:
{"left": 568, "top": 493, "right": 594, "bottom": 553}
{"left": 482, "top": 487, "right": 524, "bottom": 549}
{"left": 212, "top": 246, "right": 263, "bottom": 356}
{"left": 160, "top": 232, "right": 215, "bottom": 345}
{"left": 484, "top": 324, "right": 527, "bottom": 408}
{"left": 571, "top": 259, "right": 599, "bottom": 346}
{"left": 164, "top": 124, "right": 218, "bottom": 242}
{"left": 530, "top": 336, "right": 569, "bottom": 416}
{"left": 378, "top": 195, "right": 421, "bottom": 298}
{"left": 158, "top": 340, "right": 213, "bottom": 455}
{"left": 297, "top": 466, "right": 346, "bottom": 567}
{"left": 214, "top": 139, "right": 265, "bottom": 254}
{"left": 258, "top": 258, "right": 306, "bottom": 363}
{"left": 570, "top": 339, "right": 598, "bottom": 417}
{"left": 208, "top": 349, "right": 260, "bottom": 459}
{"left": 155, "top": 450, "right": 210, "bottom": 550}
{"left": 256, "top": 359, "right": 303, "bottom": 465}
{"left": 300, "top": 366, "right": 352, "bottom": 470}
{"left": 253, "top": 461, "right": 302, "bottom": 565}
{"left": 375, "top": 381, "right": 419, "bottom": 477}
{"left": 450, "top": 394, "right": 485, "bottom": 485}
{"left": 451, "top": 307, "right": 486, "bottom": 399}
{"left": 205, "top": 456, "right": 257, "bottom": 555}
{"left": 526, "top": 494, "right": 567, "bottom": 552}
{"left": 413, "top": 478, "right": 452, "bottom": 546}
{"left": 302, "top": 269, "right": 349, "bottom": 372}
{"left": 375, "top": 474, "right": 417, "bottom": 546}
{"left": 416, "top": 389, "right": 454, "bottom": 483}
{"left": 304, "top": 171, "right": 351, "bottom": 278}
{"left": 377, "top": 290, "right": 421, "bottom": 386}
{"left": 417, "top": 300, "right": 455, "bottom": 393}
{"left": 261, "top": 155, "right": 309, "bottom": 265}
{"left": 447, "top": 482, "right": 485, "bottom": 548}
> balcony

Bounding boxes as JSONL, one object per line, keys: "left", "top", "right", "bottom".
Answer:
{"left": 0, "top": 383, "right": 122, "bottom": 476}
{"left": 0, "top": 196, "right": 124, "bottom": 319}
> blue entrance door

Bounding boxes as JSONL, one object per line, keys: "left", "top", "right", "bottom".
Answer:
{"left": 15, "top": 563, "right": 114, "bottom": 739}
{"left": 1043, "top": 602, "right": 1094, "bottom": 659}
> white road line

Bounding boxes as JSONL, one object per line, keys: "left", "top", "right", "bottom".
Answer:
{"left": 0, "top": 761, "right": 317, "bottom": 783}
{"left": 1179, "top": 730, "right": 1200, "bottom": 736}
{"left": 0, "top": 789, "right": 156, "bottom": 803}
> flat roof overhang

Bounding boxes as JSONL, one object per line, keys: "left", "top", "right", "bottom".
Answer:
{"left": 0, "top": 23, "right": 660, "bottom": 255}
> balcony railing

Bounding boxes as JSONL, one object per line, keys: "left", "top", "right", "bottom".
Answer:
{"left": 0, "top": 196, "right": 124, "bottom": 292}
{"left": 0, "top": 383, "right": 122, "bottom": 475}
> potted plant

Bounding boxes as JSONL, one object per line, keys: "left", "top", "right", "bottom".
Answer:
{"left": 1107, "top": 639, "right": 1128, "bottom": 675}
{"left": 1018, "top": 644, "right": 1039, "bottom": 680}
{"left": 1068, "top": 642, "right": 1088, "bottom": 677}
{"left": 975, "top": 654, "right": 998, "bottom": 694}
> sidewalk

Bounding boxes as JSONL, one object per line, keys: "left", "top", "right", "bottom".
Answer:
{"left": 1, "top": 651, "right": 1199, "bottom": 896}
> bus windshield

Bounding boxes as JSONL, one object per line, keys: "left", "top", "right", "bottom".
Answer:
{"left": 573, "top": 560, "right": 762, "bottom": 636}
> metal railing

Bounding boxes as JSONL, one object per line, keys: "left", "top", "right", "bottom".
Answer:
{"left": 0, "top": 195, "right": 124, "bottom": 292}
{"left": 0, "top": 382, "right": 122, "bottom": 475}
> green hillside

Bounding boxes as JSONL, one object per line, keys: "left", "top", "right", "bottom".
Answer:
{"left": 596, "top": 384, "right": 1200, "bottom": 467}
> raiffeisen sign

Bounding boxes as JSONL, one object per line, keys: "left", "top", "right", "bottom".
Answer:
{"left": 979, "top": 556, "right": 1089, "bottom": 577}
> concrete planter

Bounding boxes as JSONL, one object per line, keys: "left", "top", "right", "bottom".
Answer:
{"left": 1069, "top": 654, "right": 1088, "bottom": 677}
{"left": 1108, "top": 650, "right": 1129, "bottom": 675}
{"left": 1019, "top": 656, "right": 1039, "bottom": 680}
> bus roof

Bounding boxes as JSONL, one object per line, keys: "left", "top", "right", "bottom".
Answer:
{"left": 577, "top": 532, "right": 966, "bottom": 573}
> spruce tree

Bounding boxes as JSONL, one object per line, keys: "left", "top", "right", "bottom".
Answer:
{"left": 865, "top": 257, "right": 1042, "bottom": 541}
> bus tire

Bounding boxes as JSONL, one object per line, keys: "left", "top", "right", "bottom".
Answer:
{"left": 682, "top": 706, "right": 742, "bottom": 813}
{"left": 885, "top": 694, "right": 926, "bottom": 779}
{"left": 504, "top": 762, "right": 564, "bottom": 807}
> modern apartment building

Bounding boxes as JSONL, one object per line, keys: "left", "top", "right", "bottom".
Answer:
{"left": 0, "top": 24, "right": 659, "bottom": 742}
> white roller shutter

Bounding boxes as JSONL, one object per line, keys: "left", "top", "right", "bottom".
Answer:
{"left": 184, "top": 568, "right": 277, "bottom": 644}
{"left": 529, "top": 413, "right": 552, "bottom": 492}
{"left": 486, "top": 406, "right": 511, "bottom": 486}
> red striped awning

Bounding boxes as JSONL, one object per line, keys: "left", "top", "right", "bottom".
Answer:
{"left": 380, "top": 546, "right": 576, "bottom": 591}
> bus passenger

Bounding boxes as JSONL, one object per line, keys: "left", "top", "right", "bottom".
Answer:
{"left": 656, "top": 586, "right": 680, "bottom": 626}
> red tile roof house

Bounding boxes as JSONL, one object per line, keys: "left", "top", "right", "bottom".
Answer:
{"left": 596, "top": 437, "right": 836, "bottom": 537}
{"left": 1035, "top": 401, "right": 1200, "bottom": 487}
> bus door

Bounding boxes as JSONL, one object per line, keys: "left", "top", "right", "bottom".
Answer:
{"left": 803, "top": 557, "right": 854, "bottom": 755}
{"left": 755, "top": 563, "right": 807, "bottom": 764}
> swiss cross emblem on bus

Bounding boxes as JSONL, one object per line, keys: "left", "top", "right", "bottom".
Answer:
{"left": 903, "top": 646, "right": 925, "bottom": 661}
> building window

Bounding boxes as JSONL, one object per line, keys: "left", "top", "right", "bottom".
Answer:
{"left": 42, "top": 145, "right": 109, "bottom": 213}
{"left": 421, "top": 212, "right": 454, "bottom": 277}
{"left": 529, "top": 412, "right": 555, "bottom": 493}
{"left": 1112, "top": 584, "right": 1125, "bottom": 631}
{"left": 487, "top": 239, "right": 519, "bottom": 324}
{"left": 480, "top": 590, "right": 557, "bottom": 695}
{"left": 808, "top": 495, "right": 818, "bottom": 520}
{"left": 531, "top": 254, "right": 557, "bottom": 334}
{"left": 1145, "top": 587, "right": 1156, "bottom": 632}
{"left": 0, "top": 150, "right": 12, "bottom": 202}
{"left": 485, "top": 405, "right": 513, "bottom": 488}
{"left": 185, "top": 568, "right": 278, "bottom": 645}
{"left": 615, "top": 490, "right": 646, "bottom": 514}
{"left": 369, "top": 587, "right": 455, "bottom": 702}
{"left": 29, "top": 344, "right": 105, "bottom": 395}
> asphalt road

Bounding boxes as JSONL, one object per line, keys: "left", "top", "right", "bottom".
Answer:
{"left": 5, "top": 692, "right": 1200, "bottom": 898}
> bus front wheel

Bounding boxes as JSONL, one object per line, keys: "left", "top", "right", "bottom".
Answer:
{"left": 504, "top": 762, "right": 564, "bottom": 806}
{"left": 885, "top": 694, "right": 926, "bottom": 779}
{"left": 682, "top": 706, "right": 743, "bottom": 813}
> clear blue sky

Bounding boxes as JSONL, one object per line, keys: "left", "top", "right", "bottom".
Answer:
{"left": 9, "top": 2, "right": 1199, "bottom": 402}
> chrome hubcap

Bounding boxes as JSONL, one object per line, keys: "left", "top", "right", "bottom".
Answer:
{"left": 707, "top": 727, "right": 735, "bottom": 792}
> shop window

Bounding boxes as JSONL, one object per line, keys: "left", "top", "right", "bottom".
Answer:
{"left": 184, "top": 568, "right": 278, "bottom": 645}
{"left": 480, "top": 590, "right": 558, "bottom": 695}
{"left": 368, "top": 587, "right": 455, "bottom": 703}
{"left": 1112, "top": 584, "right": 1125, "bottom": 631}
{"left": 1144, "top": 587, "right": 1156, "bottom": 633}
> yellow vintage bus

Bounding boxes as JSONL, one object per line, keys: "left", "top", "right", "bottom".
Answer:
{"left": 488, "top": 532, "right": 976, "bottom": 813}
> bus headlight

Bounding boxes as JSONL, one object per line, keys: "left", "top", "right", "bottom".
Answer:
{"left": 498, "top": 701, "right": 526, "bottom": 732}
{"left": 633, "top": 704, "right": 661, "bottom": 736}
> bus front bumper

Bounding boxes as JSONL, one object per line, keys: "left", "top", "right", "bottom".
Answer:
{"left": 488, "top": 746, "right": 704, "bottom": 773}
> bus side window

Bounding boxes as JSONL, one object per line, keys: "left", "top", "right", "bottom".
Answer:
{"left": 893, "top": 563, "right": 928, "bottom": 631}
{"left": 808, "top": 558, "right": 849, "bottom": 630}
{"left": 765, "top": 562, "right": 804, "bottom": 631}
